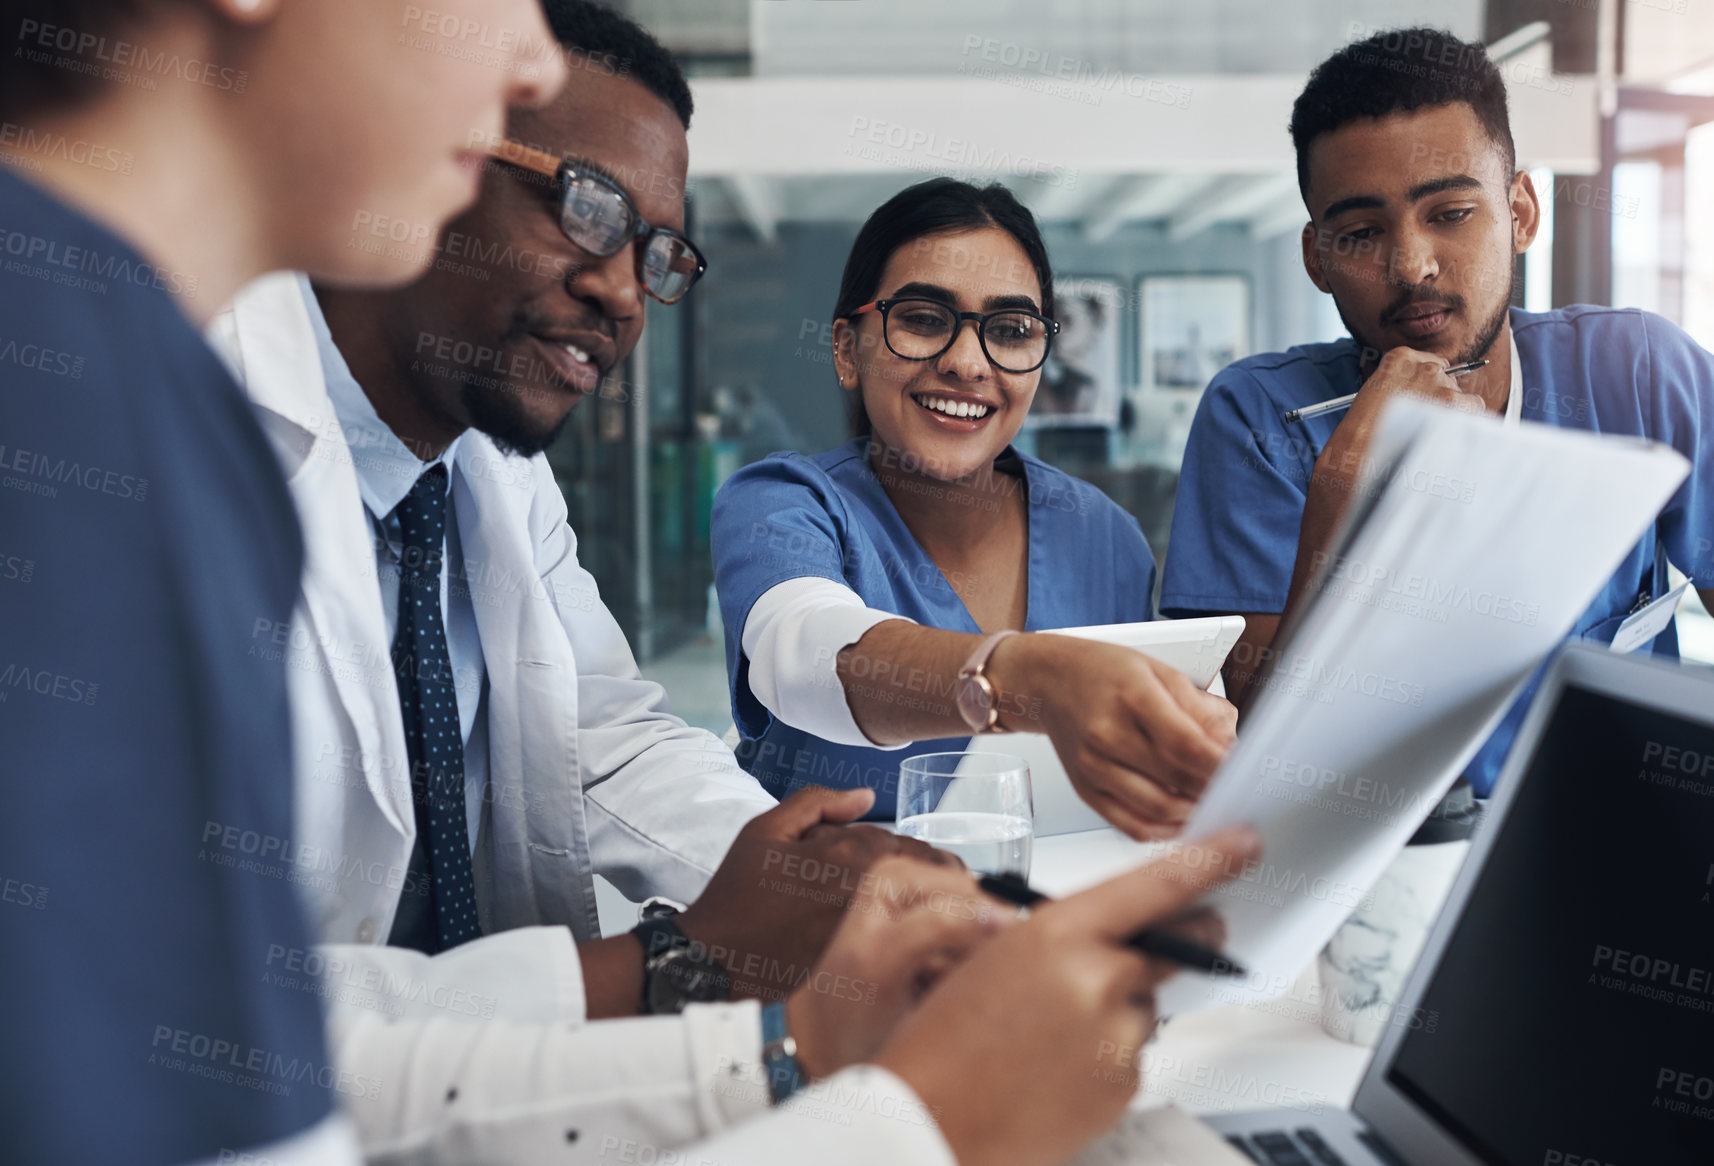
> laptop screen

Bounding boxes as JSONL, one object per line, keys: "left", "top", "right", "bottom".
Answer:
{"left": 1385, "top": 681, "right": 1714, "bottom": 1164}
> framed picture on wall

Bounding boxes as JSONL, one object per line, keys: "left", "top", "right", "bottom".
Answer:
{"left": 1028, "top": 274, "right": 1123, "bottom": 428}
{"left": 1138, "top": 274, "right": 1251, "bottom": 394}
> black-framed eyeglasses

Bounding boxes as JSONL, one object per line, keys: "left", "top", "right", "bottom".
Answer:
{"left": 488, "top": 139, "right": 707, "bottom": 305}
{"left": 849, "top": 297, "right": 1059, "bottom": 374}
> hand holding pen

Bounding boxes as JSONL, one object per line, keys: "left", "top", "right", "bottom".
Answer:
{"left": 1285, "top": 357, "right": 1487, "bottom": 424}
{"left": 978, "top": 871, "right": 1248, "bottom": 976}
{"left": 871, "top": 827, "right": 1263, "bottom": 1166}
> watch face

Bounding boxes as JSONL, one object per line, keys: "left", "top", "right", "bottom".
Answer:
{"left": 647, "top": 948, "right": 730, "bottom": 1014}
{"left": 955, "top": 673, "right": 990, "bottom": 732}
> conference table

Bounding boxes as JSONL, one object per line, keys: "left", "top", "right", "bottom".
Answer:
{"left": 1031, "top": 828, "right": 1372, "bottom": 1122}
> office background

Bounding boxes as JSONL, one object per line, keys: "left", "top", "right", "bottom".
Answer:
{"left": 542, "top": 0, "right": 1714, "bottom": 732}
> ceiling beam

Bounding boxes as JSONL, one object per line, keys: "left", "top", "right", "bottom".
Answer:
{"left": 688, "top": 74, "right": 1598, "bottom": 178}
{"left": 689, "top": 76, "right": 1308, "bottom": 177}
{"left": 1248, "top": 197, "right": 1311, "bottom": 241}
{"left": 1487, "top": 20, "right": 1551, "bottom": 63}
{"left": 1081, "top": 173, "right": 1221, "bottom": 242}
{"left": 1167, "top": 170, "right": 1299, "bottom": 241}
{"left": 1023, "top": 173, "right": 1123, "bottom": 223}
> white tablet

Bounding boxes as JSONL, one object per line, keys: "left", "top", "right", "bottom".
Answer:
{"left": 976, "top": 615, "right": 1245, "bottom": 837}
{"left": 1045, "top": 615, "right": 1245, "bottom": 691}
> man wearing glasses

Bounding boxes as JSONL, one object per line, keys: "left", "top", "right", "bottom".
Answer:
{"left": 209, "top": 2, "right": 958, "bottom": 1156}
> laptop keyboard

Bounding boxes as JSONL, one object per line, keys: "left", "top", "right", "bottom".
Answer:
{"left": 1225, "top": 1128, "right": 1350, "bottom": 1166}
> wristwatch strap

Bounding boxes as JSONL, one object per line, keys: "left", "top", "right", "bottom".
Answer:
{"left": 956, "top": 628, "right": 1020, "bottom": 733}
{"left": 760, "top": 1001, "right": 805, "bottom": 1105}
{"left": 633, "top": 913, "right": 690, "bottom": 961}
{"left": 634, "top": 914, "right": 690, "bottom": 1015}
{"left": 639, "top": 895, "right": 688, "bottom": 921}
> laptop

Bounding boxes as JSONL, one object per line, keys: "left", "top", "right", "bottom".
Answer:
{"left": 974, "top": 616, "right": 1245, "bottom": 837}
{"left": 1205, "top": 643, "right": 1714, "bottom": 1164}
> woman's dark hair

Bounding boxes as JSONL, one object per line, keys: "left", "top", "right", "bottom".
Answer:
{"left": 832, "top": 177, "right": 1055, "bottom": 437}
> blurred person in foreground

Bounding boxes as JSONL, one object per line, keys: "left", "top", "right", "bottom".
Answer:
{"left": 0, "top": 0, "right": 565, "bottom": 1161}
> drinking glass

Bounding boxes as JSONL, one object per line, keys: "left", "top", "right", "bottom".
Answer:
{"left": 896, "top": 752, "right": 1033, "bottom": 877}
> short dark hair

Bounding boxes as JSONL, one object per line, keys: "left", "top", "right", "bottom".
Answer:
{"left": 1290, "top": 27, "right": 1514, "bottom": 205}
{"left": 833, "top": 177, "right": 1054, "bottom": 438}
{"left": 541, "top": 0, "right": 693, "bottom": 129}
{"left": 0, "top": 0, "right": 155, "bottom": 115}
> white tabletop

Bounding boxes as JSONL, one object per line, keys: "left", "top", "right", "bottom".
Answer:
{"left": 1032, "top": 829, "right": 1373, "bottom": 1119}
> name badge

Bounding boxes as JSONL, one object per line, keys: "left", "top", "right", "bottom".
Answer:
{"left": 1609, "top": 581, "right": 1691, "bottom": 654}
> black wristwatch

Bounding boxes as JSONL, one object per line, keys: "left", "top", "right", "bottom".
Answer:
{"left": 633, "top": 897, "right": 730, "bottom": 1015}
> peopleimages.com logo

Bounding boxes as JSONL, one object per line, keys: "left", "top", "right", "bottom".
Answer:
{"left": 0, "top": 228, "right": 197, "bottom": 297}
{"left": 0, "top": 443, "right": 148, "bottom": 502}
{"left": 14, "top": 18, "right": 248, "bottom": 92}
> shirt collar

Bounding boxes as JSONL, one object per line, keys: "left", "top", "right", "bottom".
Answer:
{"left": 298, "top": 274, "right": 461, "bottom": 521}
{"left": 1504, "top": 328, "right": 1523, "bottom": 428}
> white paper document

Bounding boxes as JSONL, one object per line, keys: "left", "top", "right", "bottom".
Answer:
{"left": 1157, "top": 397, "right": 1690, "bottom": 1016}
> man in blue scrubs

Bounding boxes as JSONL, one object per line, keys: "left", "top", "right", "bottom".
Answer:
{"left": 1162, "top": 27, "right": 1714, "bottom": 796}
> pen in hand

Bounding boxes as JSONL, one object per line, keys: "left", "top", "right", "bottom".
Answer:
{"left": 1283, "top": 358, "right": 1488, "bottom": 425}
{"left": 977, "top": 873, "right": 1248, "bottom": 977}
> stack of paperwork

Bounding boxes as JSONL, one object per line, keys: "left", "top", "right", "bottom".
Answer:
{"left": 1160, "top": 397, "right": 1691, "bottom": 1015}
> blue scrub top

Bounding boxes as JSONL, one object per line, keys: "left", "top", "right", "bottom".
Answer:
{"left": 712, "top": 437, "right": 1157, "bottom": 818}
{"left": 1162, "top": 305, "right": 1714, "bottom": 796}
{"left": 0, "top": 168, "right": 334, "bottom": 1161}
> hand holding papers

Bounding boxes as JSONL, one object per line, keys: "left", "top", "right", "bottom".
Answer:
{"left": 1158, "top": 397, "right": 1691, "bottom": 1016}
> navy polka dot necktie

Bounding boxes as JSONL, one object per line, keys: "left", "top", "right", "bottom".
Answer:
{"left": 388, "top": 464, "right": 481, "bottom": 952}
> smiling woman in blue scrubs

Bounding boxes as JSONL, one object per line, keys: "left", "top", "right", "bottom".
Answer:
{"left": 711, "top": 178, "right": 1237, "bottom": 833}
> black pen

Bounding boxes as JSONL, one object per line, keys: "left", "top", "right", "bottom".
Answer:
{"left": 977, "top": 873, "right": 1248, "bottom": 977}
{"left": 1283, "top": 358, "right": 1488, "bottom": 425}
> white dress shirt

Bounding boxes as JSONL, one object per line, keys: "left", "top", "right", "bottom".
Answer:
{"left": 681, "top": 1066, "right": 956, "bottom": 1166}
{"left": 305, "top": 279, "right": 491, "bottom": 855}
{"left": 1505, "top": 331, "right": 1523, "bottom": 426}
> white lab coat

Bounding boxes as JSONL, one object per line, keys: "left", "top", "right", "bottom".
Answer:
{"left": 206, "top": 272, "right": 889, "bottom": 1161}
{"left": 210, "top": 273, "right": 775, "bottom": 945}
